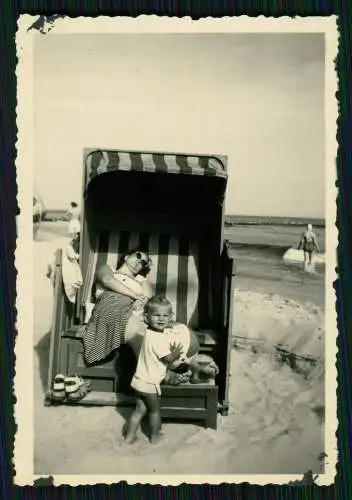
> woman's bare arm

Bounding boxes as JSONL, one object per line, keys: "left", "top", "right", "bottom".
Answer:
{"left": 141, "top": 279, "right": 153, "bottom": 298}
{"left": 95, "top": 265, "right": 142, "bottom": 300}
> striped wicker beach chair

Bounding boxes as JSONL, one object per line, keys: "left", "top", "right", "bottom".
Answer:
{"left": 46, "top": 149, "right": 236, "bottom": 429}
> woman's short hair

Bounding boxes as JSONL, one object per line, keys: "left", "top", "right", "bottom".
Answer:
{"left": 116, "top": 246, "right": 152, "bottom": 276}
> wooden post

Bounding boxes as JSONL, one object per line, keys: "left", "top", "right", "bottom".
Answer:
{"left": 219, "top": 240, "right": 236, "bottom": 415}
{"left": 45, "top": 250, "right": 65, "bottom": 404}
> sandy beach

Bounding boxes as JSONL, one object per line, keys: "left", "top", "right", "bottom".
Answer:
{"left": 33, "top": 222, "right": 325, "bottom": 476}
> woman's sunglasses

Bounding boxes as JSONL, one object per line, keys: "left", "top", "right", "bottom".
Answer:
{"left": 135, "top": 251, "right": 151, "bottom": 267}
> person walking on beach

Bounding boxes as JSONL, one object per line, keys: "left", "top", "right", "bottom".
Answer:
{"left": 297, "top": 224, "right": 320, "bottom": 272}
{"left": 65, "top": 201, "right": 81, "bottom": 238}
{"left": 33, "top": 197, "right": 42, "bottom": 240}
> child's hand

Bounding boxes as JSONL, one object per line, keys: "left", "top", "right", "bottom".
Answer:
{"left": 169, "top": 342, "right": 183, "bottom": 362}
{"left": 160, "top": 342, "right": 184, "bottom": 366}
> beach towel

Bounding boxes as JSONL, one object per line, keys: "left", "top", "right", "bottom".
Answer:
{"left": 62, "top": 246, "right": 83, "bottom": 303}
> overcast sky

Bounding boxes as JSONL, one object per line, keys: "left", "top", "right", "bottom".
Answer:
{"left": 34, "top": 33, "right": 325, "bottom": 218}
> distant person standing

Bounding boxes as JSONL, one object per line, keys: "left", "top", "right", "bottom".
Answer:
{"left": 65, "top": 201, "right": 80, "bottom": 238}
{"left": 297, "top": 224, "right": 320, "bottom": 272}
{"left": 33, "top": 197, "right": 42, "bottom": 240}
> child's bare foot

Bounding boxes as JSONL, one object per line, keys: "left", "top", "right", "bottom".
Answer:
{"left": 150, "top": 432, "right": 164, "bottom": 444}
{"left": 124, "top": 434, "right": 139, "bottom": 444}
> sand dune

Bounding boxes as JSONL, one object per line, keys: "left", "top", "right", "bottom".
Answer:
{"left": 234, "top": 290, "right": 324, "bottom": 361}
{"left": 33, "top": 233, "right": 325, "bottom": 476}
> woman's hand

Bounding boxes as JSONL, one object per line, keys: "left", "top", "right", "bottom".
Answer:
{"left": 96, "top": 265, "right": 143, "bottom": 300}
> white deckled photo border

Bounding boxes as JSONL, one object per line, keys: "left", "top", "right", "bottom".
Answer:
{"left": 14, "top": 14, "right": 338, "bottom": 487}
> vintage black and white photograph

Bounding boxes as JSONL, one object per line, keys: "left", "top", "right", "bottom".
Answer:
{"left": 15, "top": 16, "right": 338, "bottom": 485}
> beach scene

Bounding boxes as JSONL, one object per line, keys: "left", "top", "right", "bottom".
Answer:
{"left": 25, "top": 27, "right": 330, "bottom": 479}
{"left": 34, "top": 216, "right": 325, "bottom": 475}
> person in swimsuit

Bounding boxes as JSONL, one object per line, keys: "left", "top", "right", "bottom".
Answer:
{"left": 33, "top": 197, "right": 42, "bottom": 240}
{"left": 297, "top": 224, "right": 320, "bottom": 272}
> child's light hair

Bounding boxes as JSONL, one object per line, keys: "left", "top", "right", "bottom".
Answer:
{"left": 144, "top": 294, "right": 172, "bottom": 314}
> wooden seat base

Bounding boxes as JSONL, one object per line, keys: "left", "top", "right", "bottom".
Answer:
{"left": 48, "top": 328, "right": 220, "bottom": 429}
{"left": 45, "top": 385, "right": 219, "bottom": 429}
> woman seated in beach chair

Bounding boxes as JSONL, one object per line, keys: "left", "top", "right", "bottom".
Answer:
{"left": 81, "top": 246, "right": 218, "bottom": 385}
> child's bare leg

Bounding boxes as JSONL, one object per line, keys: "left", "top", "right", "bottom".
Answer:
{"left": 149, "top": 410, "right": 162, "bottom": 443}
{"left": 143, "top": 393, "right": 163, "bottom": 443}
{"left": 124, "top": 397, "right": 147, "bottom": 444}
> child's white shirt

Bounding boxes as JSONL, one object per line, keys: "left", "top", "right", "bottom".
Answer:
{"left": 134, "top": 323, "right": 192, "bottom": 387}
{"left": 134, "top": 328, "right": 170, "bottom": 385}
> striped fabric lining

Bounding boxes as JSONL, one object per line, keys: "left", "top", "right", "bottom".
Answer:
{"left": 81, "top": 230, "right": 214, "bottom": 328}
{"left": 85, "top": 150, "right": 227, "bottom": 190}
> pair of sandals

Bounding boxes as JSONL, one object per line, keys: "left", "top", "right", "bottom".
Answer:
{"left": 51, "top": 374, "right": 92, "bottom": 403}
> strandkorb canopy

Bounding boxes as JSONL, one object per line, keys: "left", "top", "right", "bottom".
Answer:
{"left": 84, "top": 149, "right": 228, "bottom": 192}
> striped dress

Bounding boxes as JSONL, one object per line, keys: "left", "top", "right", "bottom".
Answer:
{"left": 82, "top": 291, "right": 135, "bottom": 365}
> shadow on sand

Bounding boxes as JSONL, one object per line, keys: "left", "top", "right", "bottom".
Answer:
{"left": 34, "top": 330, "right": 52, "bottom": 392}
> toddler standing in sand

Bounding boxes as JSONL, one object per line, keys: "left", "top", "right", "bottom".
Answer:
{"left": 124, "top": 295, "right": 183, "bottom": 444}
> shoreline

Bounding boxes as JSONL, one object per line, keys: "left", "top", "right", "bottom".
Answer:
{"left": 225, "top": 215, "right": 325, "bottom": 228}
{"left": 42, "top": 212, "right": 326, "bottom": 228}
{"left": 225, "top": 225, "right": 325, "bottom": 254}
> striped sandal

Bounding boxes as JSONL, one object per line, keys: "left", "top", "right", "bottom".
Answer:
{"left": 51, "top": 374, "right": 67, "bottom": 402}
{"left": 64, "top": 375, "right": 92, "bottom": 402}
